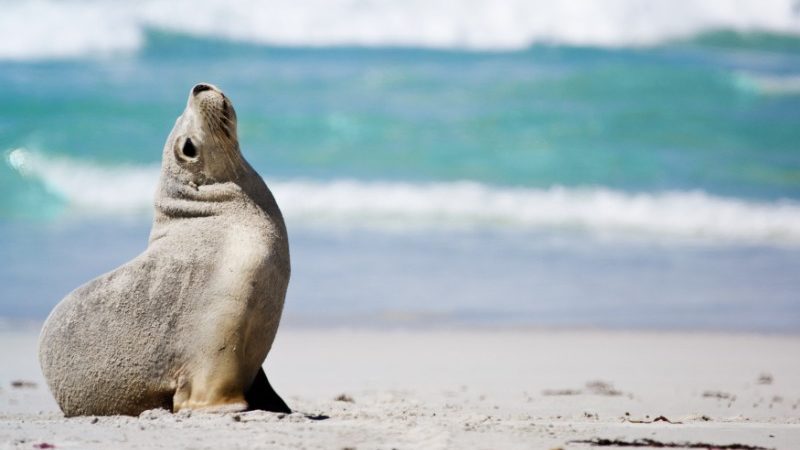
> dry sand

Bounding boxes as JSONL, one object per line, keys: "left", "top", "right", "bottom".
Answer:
{"left": 1, "top": 327, "right": 799, "bottom": 449}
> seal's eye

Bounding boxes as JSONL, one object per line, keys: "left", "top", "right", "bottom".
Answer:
{"left": 182, "top": 138, "right": 197, "bottom": 158}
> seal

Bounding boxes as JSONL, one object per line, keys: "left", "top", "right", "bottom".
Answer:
{"left": 38, "top": 83, "right": 291, "bottom": 417}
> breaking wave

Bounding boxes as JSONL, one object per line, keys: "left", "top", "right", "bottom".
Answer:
{"left": 1, "top": 0, "right": 800, "bottom": 59}
{"left": 7, "top": 148, "right": 800, "bottom": 244}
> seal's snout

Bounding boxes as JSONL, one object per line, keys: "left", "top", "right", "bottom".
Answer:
{"left": 192, "top": 83, "right": 214, "bottom": 96}
{"left": 186, "top": 82, "right": 236, "bottom": 142}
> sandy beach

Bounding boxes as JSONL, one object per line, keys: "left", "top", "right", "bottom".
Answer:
{"left": 1, "top": 327, "right": 798, "bottom": 449}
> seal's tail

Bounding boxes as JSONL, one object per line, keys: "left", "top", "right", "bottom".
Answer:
{"left": 245, "top": 367, "right": 291, "bottom": 414}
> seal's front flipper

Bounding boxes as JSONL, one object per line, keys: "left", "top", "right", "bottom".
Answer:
{"left": 245, "top": 367, "right": 291, "bottom": 413}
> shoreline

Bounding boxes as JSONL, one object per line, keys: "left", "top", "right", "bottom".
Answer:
{"left": 3, "top": 319, "right": 800, "bottom": 336}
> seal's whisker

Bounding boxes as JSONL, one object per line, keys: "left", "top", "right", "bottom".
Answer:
{"left": 211, "top": 130, "right": 241, "bottom": 178}
{"left": 218, "top": 118, "right": 234, "bottom": 141}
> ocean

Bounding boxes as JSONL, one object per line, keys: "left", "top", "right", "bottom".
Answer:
{"left": 1, "top": 0, "right": 799, "bottom": 331}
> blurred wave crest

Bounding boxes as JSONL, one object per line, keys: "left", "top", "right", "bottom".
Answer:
{"left": 7, "top": 148, "right": 800, "bottom": 244}
{"left": 2, "top": 0, "right": 800, "bottom": 59}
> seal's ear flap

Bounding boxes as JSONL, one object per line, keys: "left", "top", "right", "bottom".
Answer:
{"left": 245, "top": 367, "right": 291, "bottom": 414}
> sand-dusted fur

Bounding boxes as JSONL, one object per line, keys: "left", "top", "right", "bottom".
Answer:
{"left": 38, "top": 83, "right": 291, "bottom": 417}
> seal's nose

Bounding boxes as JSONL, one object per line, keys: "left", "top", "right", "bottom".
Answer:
{"left": 192, "top": 83, "right": 214, "bottom": 96}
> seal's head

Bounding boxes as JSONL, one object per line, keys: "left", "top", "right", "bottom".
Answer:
{"left": 163, "top": 83, "right": 243, "bottom": 185}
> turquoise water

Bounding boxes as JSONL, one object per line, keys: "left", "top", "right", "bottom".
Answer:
{"left": 3, "top": 32, "right": 800, "bottom": 216}
{"left": 2, "top": 21, "right": 800, "bottom": 329}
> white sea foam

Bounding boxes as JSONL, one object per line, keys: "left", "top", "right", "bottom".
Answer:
{"left": 1, "top": 0, "right": 799, "bottom": 59}
{"left": 7, "top": 148, "right": 160, "bottom": 215}
{"left": 7, "top": 148, "right": 800, "bottom": 244}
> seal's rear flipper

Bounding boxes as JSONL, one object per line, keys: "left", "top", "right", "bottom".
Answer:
{"left": 245, "top": 367, "right": 291, "bottom": 413}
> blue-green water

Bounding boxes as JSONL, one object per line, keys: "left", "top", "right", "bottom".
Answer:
{"left": 4, "top": 32, "right": 800, "bottom": 213}
{"left": 2, "top": 15, "right": 800, "bottom": 329}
